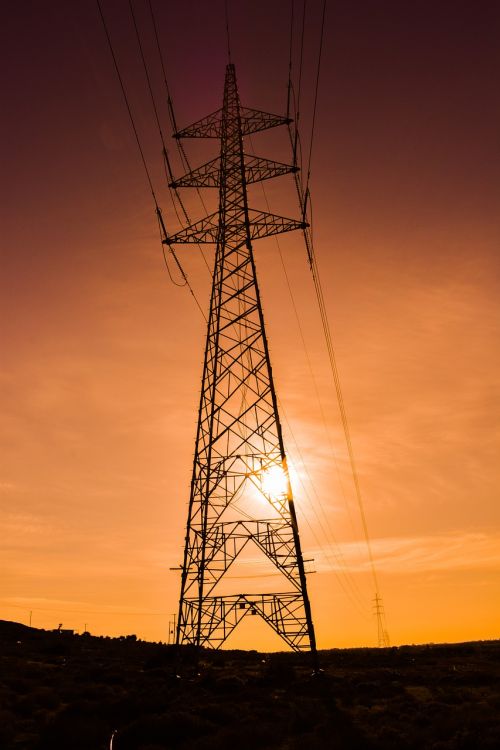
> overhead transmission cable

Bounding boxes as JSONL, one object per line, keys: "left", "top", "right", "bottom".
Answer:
{"left": 215, "top": 2, "right": 364, "bottom": 614}
{"left": 297, "top": 0, "right": 306, "bottom": 102}
{"left": 287, "top": 0, "right": 389, "bottom": 639}
{"left": 283, "top": 1, "right": 363, "bottom": 546}
{"left": 96, "top": 0, "right": 205, "bottom": 318}
{"left": 147, "top": 0, "right": 210, "bottom": 220}
{"left": 215, "top": 5, "right": 367, "bottom": 614}
{"left": 128, "top": 0, "right": 211, "bottom": 275}
{"left": 281, "top": 415, "right": 372, "bottom": 619}
{"left": 97, "top": 0, "right": 156, "bottom": 203}
{"left": 303, "top": 0, "right": 326, "bottom": 204}
{"left": 287, "top": 0, "right": 307, "bottom": 173}
{"left": 286, "top": 0, "right": 294, "bottom": 119}
{"left": 253, "top": 137, "right": 362, "bottom": 533}
{"left": 296, "top": 0, "right": 307, "bottom": 169}
{"left": 126, "top": 0, "right": 194, "bottom": 280}
{"left": 246, "top": 139, "right": 367, "bottom": 610}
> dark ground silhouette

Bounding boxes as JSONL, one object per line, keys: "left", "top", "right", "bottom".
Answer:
{"left": 1, "top": 619, "right": 499, "bottom": 749}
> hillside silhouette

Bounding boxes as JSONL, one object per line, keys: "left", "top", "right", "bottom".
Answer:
{"left": 1, "top": 619, "right": 499, "bottom": 749}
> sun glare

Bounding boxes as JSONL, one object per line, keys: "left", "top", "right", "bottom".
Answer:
{"left": 261, "top": 465, "right": 289, "bottom": 498}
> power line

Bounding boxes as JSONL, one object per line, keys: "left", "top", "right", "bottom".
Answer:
{"left": 156, "top": 211, "right": 187, "bottom": 287}
{"left": 156, "top": 207, "right": 207, "bottom": 319}
{"left": 304, "top": 0, "right": 326, "bottom": 194}
{"left": 129, "top": 0, "right": 211, "bottom": 275}
{"left": 96, "top": 0, "right": 205, "bottom": 317}
{"left": 248, "top": 133, "right": 360, "bottom": 537}
{"left": 146, "top": 0, "right": 172, "bottom": 101}
{"left": 129, "top": 0, "right": 210, "bottom": 276}
{"left": 147, "top": 0, "right": 210, "bottom": 218}
{"left": 145, "top": 0, "right": 211, "bottom": 274}
{"left": 128, "top": 0, "right": 166, "bottom": 149}
{"left": 286, "top": 0, "right": 390, "bottom": 642}
{"left": 96, "top": 0, "right": 157, "bottom": 205}
{"left": 280, "top": 408, "right": 372, "bottom": 619}
{"left": 297, "top": 0, "right": 307, "bottom": 133}
{"left": 286, "top": 0, "right": 294, "bottom": 119}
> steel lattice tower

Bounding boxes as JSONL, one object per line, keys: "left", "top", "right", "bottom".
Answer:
{"left": 164, "top": 64, "right": 317, "bottom": 659}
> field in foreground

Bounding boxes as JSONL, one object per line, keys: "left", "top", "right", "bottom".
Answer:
{"left": 0, "top": 620, "right": 499, "bottom": 749}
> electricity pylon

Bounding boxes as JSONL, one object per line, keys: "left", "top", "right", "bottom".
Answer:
{"left": 163, "top": 64, "right": 317, "bottom": 661}
{"left": 373, "top": 594, "right": 390, "bottom": 648}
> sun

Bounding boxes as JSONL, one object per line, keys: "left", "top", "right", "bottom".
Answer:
{"left": 261, "top": 465, "right": 289, "bottom": 499}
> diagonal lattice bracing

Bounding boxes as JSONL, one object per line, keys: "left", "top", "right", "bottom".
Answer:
{"left": 181, "top": 593, "right": 311, "bottom": 651}
{"left": 169, "top": 64, "right": 317, "bottom": 662}
{"left": 181, "top": 520, "right": 302, "bottom": 598}
{"left": 174, "top": 106, "right": 291, "bottom": 140}
{"left": 170, "top": 154, "right": 298, "bottom": 188}
{"left": 163, "top": 212, "right": 307, "bottom": 245}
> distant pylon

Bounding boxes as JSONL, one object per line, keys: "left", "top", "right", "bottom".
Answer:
{"left": 373, "top": 593, "right": 390, "bottom": 648}
{"left": 163, "top": 64, "right": 317, "bottom": 661}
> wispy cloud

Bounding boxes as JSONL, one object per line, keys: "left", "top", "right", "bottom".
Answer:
{"left": 314, "top": 530, "right": 500, "bottom": 574}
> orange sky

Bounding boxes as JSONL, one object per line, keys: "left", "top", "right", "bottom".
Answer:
{"left": 1, "top": 0, "right": 499, "bottom": 649}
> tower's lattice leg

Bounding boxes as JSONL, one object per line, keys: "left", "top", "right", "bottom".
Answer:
{"left": 164, "top": 64, "right": 317, "bottom": 661}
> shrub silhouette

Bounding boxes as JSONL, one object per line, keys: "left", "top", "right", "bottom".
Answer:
{"left": 1, "top": 621, "right": 499, "bottom": 750}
